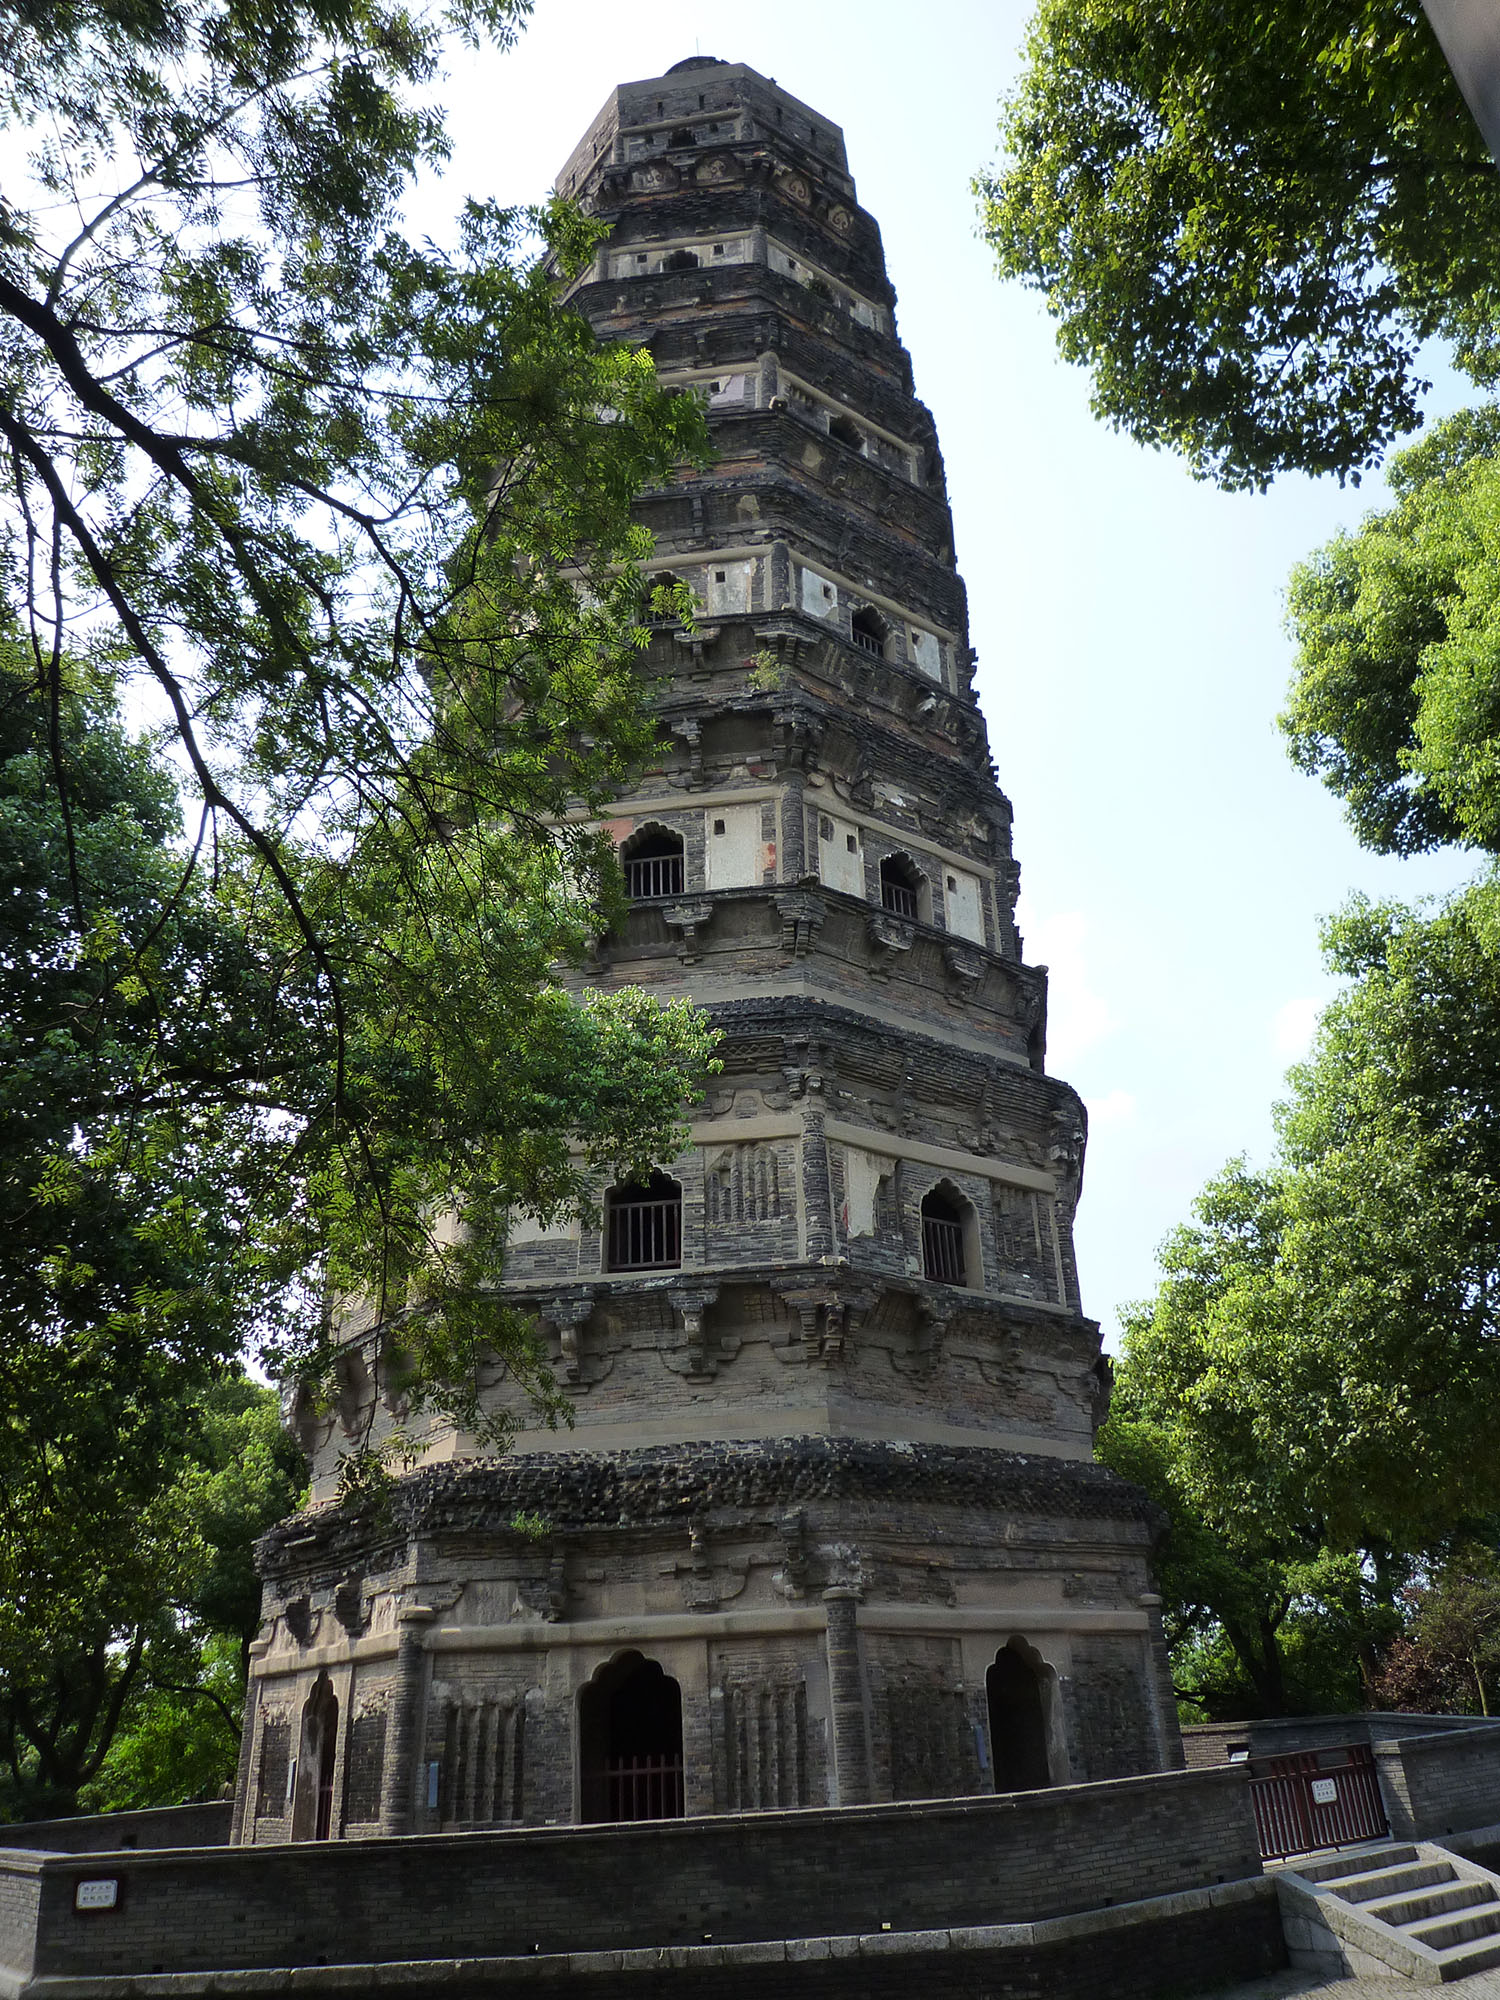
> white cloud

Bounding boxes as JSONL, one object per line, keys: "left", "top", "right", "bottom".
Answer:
{"left": 1272, "top": 994, "right": 1323, "bottom": 1062}
{"left": 1086, "top": 1088, "right": 1137, "bottom": 1128}
{"left": 1019, "top": 906, "right": 1113, "bottom": 1067}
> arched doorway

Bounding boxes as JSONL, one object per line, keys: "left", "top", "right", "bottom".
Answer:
{"left": 579, "top": 1652, "right": 684, "bottom": 1822}
{"left": 986, "top": 1645, "right": 1051, "bottom": 1792}
{"left": 296, "top": 1671, "right": 340, "bottom": 1840}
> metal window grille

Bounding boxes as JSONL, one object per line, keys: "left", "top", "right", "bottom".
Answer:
{"left": 881, "top": 877, "right": 918, "bottom": 919}
{"left": 851, "top": 625, "right": 884, "bottom": 657}
{"left": 604, "top": 1754, "right": 684, "bottom": 1821}
{"left": 923, "top": 1214, "right": 966, "bottom": 1284}
{"left": 624, "top": 851, "right": 684, "bottom": 900}
{"left": 607, "top": 1196, "right": 682, "bottom": 1271}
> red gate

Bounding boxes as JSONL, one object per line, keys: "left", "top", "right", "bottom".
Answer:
{"left": 1247, "top": 1743, "right": 1388, "bottom": 1860}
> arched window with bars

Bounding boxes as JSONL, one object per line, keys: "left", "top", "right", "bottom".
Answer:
{"left": 850, "top": 604, "right": 888, "bottom": 658}
{"left": 605, "top": 1171, "right": 682, "bottom": 1271}
{"left": 921, "top": 1180, "right": 978, "bottom": 1289}
{"left": 621, "top": 826, "right": 685, "bottom": 901}
{"left": 879, "top": 851, "right": 924, "bottom": 921}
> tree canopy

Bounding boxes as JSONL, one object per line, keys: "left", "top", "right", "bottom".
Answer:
{"left": 0, "top": 1, "right": 718, "bottom": 1454}
{"left": 978, "top": 0, "right": 1500, "bottom": 487}
{"left": 1, "top": 1370, "right": 305, "bottom": 1820}
{"left": 1284, "top": 404, "right": 1500, "bottom": 854}
{"left": 1107, "top": 874, "right": 1500, "bottom": 1708}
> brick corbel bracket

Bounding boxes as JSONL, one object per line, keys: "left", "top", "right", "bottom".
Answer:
{"left": 671, "top": 1517, "right": 750, "bottom": 1613}
{"left": 665, "top": 1284, "right": 726, "bottom": 1380}
{"left": 942, "top": 941, "right": 986, "bottom": 1005}
{"left": 537, "top": 1290, "right": 599, "bottom": 1388}
{"left": 773, "top": 1279, "right": 877, "bottom": 1365}
{"left": 672, "top": 621, "right": 721, "bottom": 677}
{"left": 772, "top": 1509, "right": 812, "bottom": 1600}
{"left": 866, "top": 909, "right": 915, "bottom": 977}
{"left": 661, "top": 898, "right": 716, "bottom": 962}
{"left": 773, "top": 887, "right": 825, "bottom": 956}
{"left": 770, "top": 704, "right": 825, "bottom": 772}
{"left": 890, "top": 1289, "right": 956, "bottom": 1377}
{"left": 668, "top": 715, "right": 705, "bottom": 786}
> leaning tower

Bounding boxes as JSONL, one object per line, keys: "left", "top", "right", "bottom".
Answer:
{"left": 235, "top": 57, "right": 1181, "bottom": 1848}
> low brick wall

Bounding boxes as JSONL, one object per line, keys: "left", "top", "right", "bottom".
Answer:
{"left": 0, "top": 1880, "right": 1287, "bottom": 2000}
{"left": 1374, "top": 1721, "right": 1500, "bottom": 1839}
{"left": 0, "top": 1767, "right": 1262, "bottom": 1987}
{"left": 1182, "top": 1714, "right": 1494, "bottom": 1770}
{"left": 0, "top": 1804, "right": 230, "bottom": 1855}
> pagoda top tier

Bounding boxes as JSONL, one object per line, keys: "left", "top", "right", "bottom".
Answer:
{"left": 557, "top": 60, "right": 853, "bottom": 201}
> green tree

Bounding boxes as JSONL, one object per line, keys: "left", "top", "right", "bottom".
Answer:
{"left": 977, "top": 0, "right": 1500, "bottom": 487}
{"left": 1, "top": 1377, "right": 305, "bottom": 1820}
{"left": 1101, "top": 1168, "right": 1403, "bottom": 1717}
{"left": 1371, "top": 1543, "right": 1500, "bottom": 1716}
{"left": 1284, "top": 404, "right": 1500, "bottom": 854}
{"left": 0, "top": 1, "right": 718, "bottom": 1433}
{"left": 1108, "top": 874, "right": 1500, "bottom": 1709}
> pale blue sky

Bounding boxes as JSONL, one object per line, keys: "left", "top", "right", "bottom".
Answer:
{"left": 410, "top": 0, "right": 1476, "bottom": 1342}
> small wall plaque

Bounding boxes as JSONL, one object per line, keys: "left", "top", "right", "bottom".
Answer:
{"left": 75, "top": 1880, "right": 119, "bottom": 1912}
{"left": 1311, "top": 1778, "right": 1339, "bottom": 1805}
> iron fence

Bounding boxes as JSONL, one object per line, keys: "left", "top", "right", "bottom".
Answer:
{"left": 604, "top": 1755, "right": 684, "bottom": 1822}
{"left": 624, "top": 851, "right": 684, "bottom": 900}
{"left": 606, "top": 1196, "right": 682, "bottom": 1271}
{"left": 1248, "top": 1743, "right": 1387, "bottom": 1860}
{"left": 922, "top": 1214, "right": 966, "bottom": 1284}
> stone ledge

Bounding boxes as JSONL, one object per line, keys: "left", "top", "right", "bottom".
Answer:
{"left": 258, "top": 1435, "right": 1162, "bottom": 1576}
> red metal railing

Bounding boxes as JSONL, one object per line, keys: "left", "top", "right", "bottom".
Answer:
{"left": 604, "top": 1755, "right": 684, "bottom": 1821}
{"left": 1248, "top": 1743, "right": 1388, "bottom": 1860}
{"left": 606, "top": 1197, "right": 681, "bottom": 1271}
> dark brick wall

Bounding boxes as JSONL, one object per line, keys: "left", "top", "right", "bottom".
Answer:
{"left": 0, "top": 1802, "right": 231, "bottom": 1854}
{"left": 1067, "top": 1639, "right": 1157, "bottom": 1784}
{"left": 1181, "top": 1714, "right": 1499, "bottom": 1769}
{"left": 8, "top": 1767, "right": 1261, "bottom": 1982}
{"left": 1377, "top": 1720, "right": 1500, "bottom": 1839}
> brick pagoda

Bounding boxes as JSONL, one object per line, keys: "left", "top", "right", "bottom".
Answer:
{"left": 236, "top": 57, "right": 1182, "bottom": 1847}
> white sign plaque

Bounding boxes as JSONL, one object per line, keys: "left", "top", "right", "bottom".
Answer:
{"left": 1310, "top": 1778, "right": 1339, "bottom": 1806}
{"left": 75, "top": 1880, "right": 119, "bottom": 1912}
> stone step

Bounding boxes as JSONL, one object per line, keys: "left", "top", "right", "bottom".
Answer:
{"left": 1423, "top": 1931, "right": 1500, "bottom": 1982}
{"left": 1406, "top": 1900, "right": 1500, "bottom": 1953}
{"left": 1368, "top": 1880, "right": 1499, "bottom": 1929}
{"left": 1278, "top": 1839, "right": 1500, "bottom": 1986}
{"left": 1333, "top": 1860, "right": 1459, "bottom": 1905}
{"left": 1296, "top": 1845, "right": 1418, "bottom": 1884}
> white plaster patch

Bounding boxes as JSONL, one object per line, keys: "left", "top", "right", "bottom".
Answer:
{"left": 944, "top": 866, "right": 985, "bottom": 944}
{"left": 817, "top": 811, "right": 865, "bottom": 897}
{"left": 707, "top": 803, "right": 763, "bottom": 888}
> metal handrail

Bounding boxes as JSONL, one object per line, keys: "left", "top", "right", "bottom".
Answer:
{"left": 881, "top": 879, "right": 918, "bottom": 920}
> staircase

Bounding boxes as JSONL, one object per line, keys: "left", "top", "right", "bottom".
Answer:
{"left": 1277, "top": 1840, "right": 1500, "bottom": 1983}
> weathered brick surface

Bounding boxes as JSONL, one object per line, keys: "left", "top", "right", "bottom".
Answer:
{"left": 3, "top": 1767, "right": 1262, "bottom": 1984}
{"left": 259, "top": 54, "right": 1183, "bottom": 1849}
{"left": 0, "top": 1804, "right": 230, "bottom": 1855}
{"left": 1375, "top": 1721, "right": 1500, "bottom": 1838}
